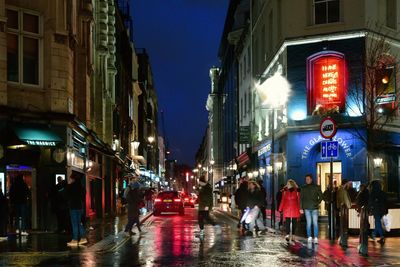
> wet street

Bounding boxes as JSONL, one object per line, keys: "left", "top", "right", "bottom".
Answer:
{"left": 1, "top": 208, "right": 400, "bottom": 266}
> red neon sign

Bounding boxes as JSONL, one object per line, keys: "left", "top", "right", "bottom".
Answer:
{"left": 307, "top": 51, "right": 346, "bottom": 114}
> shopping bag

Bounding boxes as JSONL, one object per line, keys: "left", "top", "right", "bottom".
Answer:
{"left": 240, "top": 207, "right": 250, "bottom": 223}
{"left": 382, "top": 214, "right": 392, "bottom": 232}
{"left": 245, "top": 206, "right": 260, "bottom": 224}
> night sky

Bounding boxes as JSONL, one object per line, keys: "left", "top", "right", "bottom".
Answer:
{"left": 131, "top": 1, "right": 229, "bottom": 166}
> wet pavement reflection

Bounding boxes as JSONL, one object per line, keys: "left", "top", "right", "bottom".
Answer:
{"left": 1, "top": 208, "right": 400, "bottom": 266}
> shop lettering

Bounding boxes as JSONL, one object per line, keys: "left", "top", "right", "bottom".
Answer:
{"left": 26, "top": 140, "right": 56, "bottom": 146}
{"left": 258, "top": 143, "right": 271, "bottom": 157}
{"left": 301, "top": 135, "right": 352, "bottom": 159}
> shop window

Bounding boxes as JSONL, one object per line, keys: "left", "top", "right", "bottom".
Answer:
{"left": 6, "top": 8, "right": 41, "bottom": 86}
{"left": 314, "top": 0, "right": 340, "bottom": 25}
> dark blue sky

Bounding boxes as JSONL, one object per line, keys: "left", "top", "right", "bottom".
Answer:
{"left": 131, "top": 1, "right": 229, "bottom": 166}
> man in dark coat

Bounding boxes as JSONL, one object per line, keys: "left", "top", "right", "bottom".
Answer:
{"left": 197, "top": 176, "right": 216, "bottom": 236}
{"left": 258, "top": 180, "right": 267, "bottom": 226}
{"left": 65, "top": 173, "right": 87, "bottom": 246}
{"left": 234, "top": 179, "right": 248, "bottom": 228}
{"left": 9, "top": 174, "right": 30, "bottom": 236}
{"left": 53, "top": 176, "right": 70, "bottom": 233}
{"left": 124, "top": 182, "right": 143, "bottom": 236}
{"left": 368, "top": 180, "right": 387, "bottom": 244}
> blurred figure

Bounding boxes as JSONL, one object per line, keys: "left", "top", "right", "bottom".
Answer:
{"left": 65, "top": 173, "right": 87, "bottom": 246}
{"left": 144, "top": 188, "right": 154, "bottom": 211}
{"left": 368, "top": 180, "right": 387, "bottom": 245}
{"left": 197, "top": 176, "right": 217, "bottom": 237}
{"left": 356, "top": 183, "right": 369, "bottom": 256}
{"left": 0, "top": 186, "right": 8, "bottom": 241}
{"left": 336, "top": 179, "right": 352, "bottom": 248}
{"left": 276, "top": 184, "right": 285, "bottom": 229}
{"left": 244, "top": 179, "right": 265, "bottom": 236}
{"left": 124, "top": 182, "right": 144, "bottom": 236}
{"left": 9, "top": 174, "right": 30, "bottom": 236}
{"left": 52, "top": 176, "right": 70, "bottom": 233}
{"left": 258, "top": 180, "right": 267, "bottom": 227}
{"left": 234, "top": 178, "right": 249, "bottom": 230}
{"left": 278, "top": 179, "right": 300, "bottom": 242}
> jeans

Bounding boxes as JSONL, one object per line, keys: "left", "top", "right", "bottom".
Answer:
{"left": 304, "top": 209, "right": 319, "bottom": 238}
{"left": 14, "top": 204, "right": 28, "bottom": 231}
{"left": 373, "top": 214, "right": 384, "bottom": 238}
{"left": 70, "top": 209, "right": 85, "bottom": 241}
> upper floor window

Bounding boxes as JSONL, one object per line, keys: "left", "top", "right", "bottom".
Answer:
{"left": 7, "top": 8, "right": 41, "bottom": 86}
{"left": 314, "top": 0, "right": 340, "bottom": 25}
{"left": 386, "top": 0, "right": 397, "bottom": 29}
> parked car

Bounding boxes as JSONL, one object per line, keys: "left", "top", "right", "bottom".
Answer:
{"left": 153, "top": 191, "right": 184, "bottom": 216}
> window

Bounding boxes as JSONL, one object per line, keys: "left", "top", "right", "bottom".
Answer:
{"left": 386, "top": 0, "right": 397, "bottom": 29}
{"left": 7, "top": 8, "right": 41, "bottom": 85}
{"left": 314, "top": 0, "right": 340, "bottom": 25}
{"left": 247, "top": 47, "right": 250, "bottom": 73}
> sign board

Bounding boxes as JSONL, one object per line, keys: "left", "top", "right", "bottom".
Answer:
{"left": 321, "top": 141, "right": 339, "bottom": 158}
{"left": 239, "top": 126, "right": 251, "bottom": 144}
{"left": 320, "top": 117, "right": 337, "bottom": 139}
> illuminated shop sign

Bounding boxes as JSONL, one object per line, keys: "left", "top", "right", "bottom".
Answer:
{"left": 307, "top": 51, "right": 346, "bottom": 114}
{"left": 26, "top": 140, "right": 57, "bottom": 146}
{"left": 301, "top": 135, "right": 352, "bottom": 159}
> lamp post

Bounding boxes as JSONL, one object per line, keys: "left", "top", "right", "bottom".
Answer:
{"left": 255, "top": 64, "right": 290, "bottom": 230}
{"left": 147, "top": 136, "right": 155, "bottom": 185}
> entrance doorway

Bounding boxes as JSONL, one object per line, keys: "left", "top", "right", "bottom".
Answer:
{"left": 317, "top": 162, "right": 342, "bottom": 215}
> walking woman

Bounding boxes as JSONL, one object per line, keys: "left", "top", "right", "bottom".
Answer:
{"left": 244, "top": 179, "right": 265, "bottom": 236}
{"left": 278, "top": 179, "right": 301, "bottom": 242}
{"left": 356, "top": 183, "right": 369, "bottom": 256}
{"left": 368, "top": 180, "right": 387, "bottom": 245}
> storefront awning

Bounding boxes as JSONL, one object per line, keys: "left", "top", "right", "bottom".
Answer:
{"left": 12, "top": 125, "right": 63, "bottom": 146}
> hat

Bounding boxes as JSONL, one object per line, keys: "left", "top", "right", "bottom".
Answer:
{"left": 131, "top": 182, "right": 141, "bottom": 189}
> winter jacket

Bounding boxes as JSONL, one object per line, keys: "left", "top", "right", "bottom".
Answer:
{"left": 278, "top": 188, "right": 301, "bottom": 219}
{"left": 234, "top": 183, "right": 249, "bottom": 210}
{"left": 368, "top": 181, "right": 388, "bottom": 217}
{"left": 300, "top": 183, "right": 323, "bottom": 210}
{"left": 246, "top": 188, "right": 264, "bottom": 209}
{"left": 126, "top": 187, "right": 142, "bottom": 217}
{"left": 66, "top": 180, "right": 85, "bottom": 210}
{"left": 198, "top": 183, "right": 213, "bottom": 211}
{"left": 9, "top": 179, "right": 30, "bottom": 205}
{"left": 356, "top": 188, "right": 369, "bottom": 212}
{"left": 336, "top": 186, "right": 351, "bottom": 209}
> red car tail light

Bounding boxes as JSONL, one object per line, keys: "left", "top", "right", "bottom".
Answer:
{"left": 174, "top": 198, "right": 181, "bottom": 202}
{"left": 184, "top": 198, "right": 189, "bottom": 201}
{"left": 190, "top": 199, "right": 194, "bottom": 203}
{"left": 154, "top": 198, "right": 162, "bottom": 202}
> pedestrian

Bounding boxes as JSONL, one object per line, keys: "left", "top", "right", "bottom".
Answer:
{"left": 336, "top": 179, "right": 352, "bottom": 248}
{"left": 244, "top": 179, "right": 266, "bottom": 236}
{"left": 52, "top": 176, "right": 70, "bottom": 233}
{"left": 356, "top": 183, "right": 369, "bottom": 256}
{"left": 0, "top": 186, "right": 8, "bottom": 241}
{"left": 144, "top": 188, "right": 154, "bottom": 212}
{"left": 197, "top": 176, "right": 217, "bottom": 237}
{"left": 300, "top": 174, "right": 323, "bottom": 244}
{"left": 258, "top": 180, "right": 267, "bottom": 227}
{"left": 234, "top": 178, "right": 249, "bottom": 230}
{"left": 65, "top": 173, "right": 87, "bottom": 246}
{"left": 124, "top": 181, "right": 144, "bottom": 236}
{"left": 368, "top": 179, "right": 387, "bottom": 245}
{"left": 9, "top": 174, "right": 30, "bottom": 236}
{"left": 278, "top": 179, "right": 300, "bottom": 242}
{"left": 276, "top": 184, "right": 285, "bottom": 229}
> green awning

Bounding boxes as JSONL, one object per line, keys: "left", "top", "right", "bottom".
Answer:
{"left": 13, "top": 125, "right": 63, "bottom": 146}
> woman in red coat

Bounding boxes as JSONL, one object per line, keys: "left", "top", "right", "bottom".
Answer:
{"left": 278, "top": 179, "right": 301, "bottom": 241}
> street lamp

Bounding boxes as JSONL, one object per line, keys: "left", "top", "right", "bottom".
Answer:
{"left": 255, "top": 64, "right": 290, "bottom": 230}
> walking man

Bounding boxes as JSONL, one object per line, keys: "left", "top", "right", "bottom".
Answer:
{"left": 197, "top": 176, "right": 216, "bottom": 236}
{"left": 336, "top": 179, "right": 352, "bottom": 248}
{"left": 65, "top": 173, "right": 87, "bottom": 246}
{"left": 124, "top": 181, "right": 144, "bottom": 236}
{"left": 234, "top": 178, "right": 248, "bottom": 230}
{"left": 300, "top": 174, "right": 323, "bottom": 244}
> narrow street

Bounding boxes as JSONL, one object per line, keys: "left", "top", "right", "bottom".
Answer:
{"left": 4, "top": 207, "right": 397, "bottom": 266}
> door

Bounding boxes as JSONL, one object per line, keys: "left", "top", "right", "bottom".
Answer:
{"left": 317, "top": 162, "right": 342, "bottom": 215}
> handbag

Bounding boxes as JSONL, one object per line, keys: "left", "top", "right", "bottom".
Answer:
{"left": 382, "top": 214, "right": 392, "bottom": 232}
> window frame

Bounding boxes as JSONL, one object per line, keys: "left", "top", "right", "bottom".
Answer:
{"left": 6, "top": 6, "right": 43, "bottom": 88}
{"left": 313, "top": 0, "right": 340, "bottom": 25}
